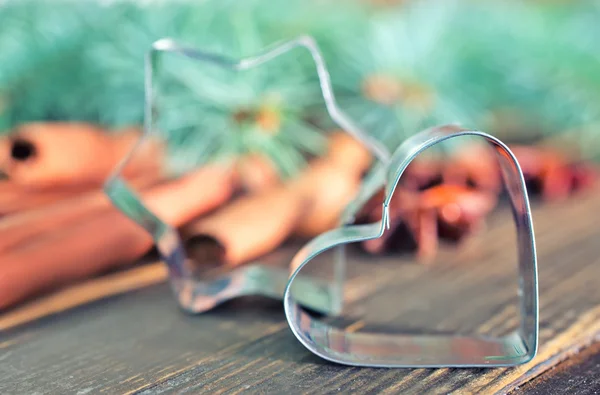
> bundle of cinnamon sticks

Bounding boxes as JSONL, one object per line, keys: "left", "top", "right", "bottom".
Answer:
{"left": 0, "top": 123, "right": 371, "bottom": 310}
{"left": 1, "top": 122, "right": 596, "bottom": 310}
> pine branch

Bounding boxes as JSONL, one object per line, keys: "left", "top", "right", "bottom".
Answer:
{"left": 1, "top": 0, "right": 598, "bottom": 166}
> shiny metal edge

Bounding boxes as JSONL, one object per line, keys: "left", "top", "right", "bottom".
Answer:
{"left": 102, "top": 35, "right": 387, "bottom": 315}
{"left": 285, "top": 125, "right": 538, "bottom": 368}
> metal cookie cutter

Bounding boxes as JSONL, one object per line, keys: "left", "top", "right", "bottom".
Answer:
{"left": 103, "top": 35, "right": 367, "bottom": 315}
{"left": 286, "top": 124, "right": 539, "bottom": 367}
{"left": 104, "top": 36, "right": 538, "bottom": 367}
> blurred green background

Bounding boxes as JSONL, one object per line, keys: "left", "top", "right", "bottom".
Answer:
{"left": 1, "top": 0, "right": 598, "bottom": 174}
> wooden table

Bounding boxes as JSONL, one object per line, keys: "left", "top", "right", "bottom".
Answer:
{"left": 1, "top": 191, "right": 599, "bottom": 394}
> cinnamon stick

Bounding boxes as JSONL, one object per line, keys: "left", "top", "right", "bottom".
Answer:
{"left": 0, "top": 174, "right": 164, "bottom": 252}
{"left": 181, "top": 145, "right": 368, "bottom": 267}
{"left": 0, "top": 164, "right": 235, "bottom": 310}
{"left": 0, "top": 170, "right": 162, "bottom": 216}
{"left": 325, "top": 131, "right": 373, "bottom": 176}
{"left": 0, "top": 123, "right": 163, "bottom": 189}
{"left": 290, "top": 132, "right": 371, "bottom": 237}
{"left": 235, "top": 153, "right": 281, "bottom": 193}
{"left": 290, "top": 159, "right": 362, "bottom": 237}
{"left": 0, "top": 183, "right": 90, "bottom": 214}
{"left": 182, "top": 184, "right": 308, "bottom": 267}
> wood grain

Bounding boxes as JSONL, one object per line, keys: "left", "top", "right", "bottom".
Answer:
{"left": 515, "top": 341, "right": 600, "bottom": 394}
{"left": 0, "top": 190, "right": 599, "bottom": 394}
{"left": 0, "top": 263, "right": 168, "bottom": 332}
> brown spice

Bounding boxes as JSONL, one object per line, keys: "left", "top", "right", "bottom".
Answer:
{"left": 0, "top": 123, "right": 163, "bottom": 189}
{"left": 0, "top": 163, "right": 235, "bottom": 310}
{"left": 362, "top": 73, "right": 434, "bottom": 110}
{"left": 235, "top": 153, "right": 281, "bottom": 193}
{"left": 181, "top": 184, "right": 307, "bottom": 267}
{"left": 232, "top": 105, "right": 281, "bottom": 135}
{"left": 357, "top": 184, "right": 497, "bottom": 262}
{"left": 256, "top": 106, "right": 281, "bottom": 134}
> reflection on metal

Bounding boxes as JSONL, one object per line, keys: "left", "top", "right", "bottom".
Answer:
{"left": 287, "top": 124, "right": 538, "bottom": 367}
{"left": 104, "top": 36, "right": 538, "bottom": 368}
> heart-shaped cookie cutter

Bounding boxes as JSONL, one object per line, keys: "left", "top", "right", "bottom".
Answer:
{"left": 287, "top": 124, "right": 539, "bottom": 367}
{"left": 104, "top": 36, "right": 538, "bottom": 367}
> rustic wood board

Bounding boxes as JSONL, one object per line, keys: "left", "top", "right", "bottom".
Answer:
{"left": 0, "top": 190, "right": 599, "bottom": 394}
{"left": 515, "top": 342, "right": 600, "bottom": 395}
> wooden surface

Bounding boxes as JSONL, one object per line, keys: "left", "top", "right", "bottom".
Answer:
{"left": 516, "top": 342, "right": 600, "bottom": 395}
{"left": 0, "top": 190, "right": 599, "bottom": 394}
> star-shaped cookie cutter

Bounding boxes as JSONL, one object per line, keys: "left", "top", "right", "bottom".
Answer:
{"left": 104, "top": 36, "right": 538, "bottom": 367}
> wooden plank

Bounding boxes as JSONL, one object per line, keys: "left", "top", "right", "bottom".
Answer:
{"left": 0, "top": 190, "right": 599, "bottom": 393}
{"left": 129, "top": 230, "right": 600, "bottom": 394}
{"left": 0, "top": 284, "right": 288, "bottom": 393}
{"left": 132, "top": 192, "right": 600, "bottom": 394}
{"left": 516, "top": 342, "right": 600, "bottom": 394}
{"left": 0, "top": 263, "right": 168, "bottom": 332}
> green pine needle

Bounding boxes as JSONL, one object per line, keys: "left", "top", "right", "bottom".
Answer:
{"left": 0, "top": 0, "right": 599, "bottom": 171}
